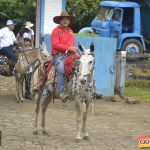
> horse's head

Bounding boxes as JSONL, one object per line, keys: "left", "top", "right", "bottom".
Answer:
{"left": 78, "top": 43, "right": 95, "bottom": 85}
{"left": 39, "top": 43, "right": 49, "bottom": 60}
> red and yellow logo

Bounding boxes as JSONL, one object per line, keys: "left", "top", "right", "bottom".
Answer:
{"left": 138, "top": 136, "right": 150, "bottom": 148}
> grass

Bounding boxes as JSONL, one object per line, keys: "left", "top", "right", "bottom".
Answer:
{"left": 126, "top": 79, "right": 150, "bottom": 88}
{"left": 125, "top": 87, "right": 150, "bottom": 102}
{"left": 127, "top": 68, "right": 150, "bottom": 77}
{"left": 125, "top": 67, "right": 150, "bottom": 102}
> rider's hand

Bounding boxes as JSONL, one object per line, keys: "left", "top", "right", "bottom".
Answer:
{"left": 69, "top": 46, "right": 77, "bottom": 52}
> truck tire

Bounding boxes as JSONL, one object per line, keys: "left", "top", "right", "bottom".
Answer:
{"left": 121, "top": 39, "right": 143, "bottom": 61}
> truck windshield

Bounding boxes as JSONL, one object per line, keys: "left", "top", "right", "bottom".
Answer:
{"left": 95, "top": 7, "right": 113, "bottom": 21}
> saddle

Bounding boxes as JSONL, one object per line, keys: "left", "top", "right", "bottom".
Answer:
{"left": 45, "top": 54, "right": 80, "bottom": 82}
{"left": 33, "top": 54, "right": 80, "bottom": 94}
{"left": 44, "top": 55, "right": 79, "bottom": 94}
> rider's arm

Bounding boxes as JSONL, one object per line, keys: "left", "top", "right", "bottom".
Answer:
{"left": 51, "top": 29, "right": 70, "bottom": 52}
{"left": 67, "top": 29, "right": 79, "bottom": 54}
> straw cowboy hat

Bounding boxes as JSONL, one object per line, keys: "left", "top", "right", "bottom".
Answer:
{"left": 53, "top": 11, "right": 75, "bottom": 24}
{"left": 25, "top": 26, "right": 31, "bottom": 30}
{"left": 24, "top": 21, "right": 34, "bottom": 28}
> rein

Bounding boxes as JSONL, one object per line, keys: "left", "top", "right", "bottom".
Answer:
{"left": 17, "top": 49, "right": 42, "bottom": 76}
{"left": 18, "top": 49, "right": 32, "bottom": 67}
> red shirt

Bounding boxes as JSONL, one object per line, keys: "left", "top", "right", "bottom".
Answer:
{"left": 51, "top": 25, "right": 75, "bottom": 55}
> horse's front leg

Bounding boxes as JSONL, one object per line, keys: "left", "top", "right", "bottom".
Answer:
{"left": 33, "top": 92, "right": 42, "bottom": 135}
{"left": 18, "top": 77, "right": 24, "bottom": 102}
{"left": 82, "top": 102, "right": 89, "bottom": 140}
{"left": 16, "top": 78, "right": 20, "bottom": 103}
{"left": 75, "top": 101, "right": 82, "bottom": 142}
{"left": 41, "top": 92, "right": 52, "bottom": 135}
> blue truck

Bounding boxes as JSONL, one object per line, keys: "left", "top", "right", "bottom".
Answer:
{"left": 79, "top": 0, "right": 150, "bottom": 56}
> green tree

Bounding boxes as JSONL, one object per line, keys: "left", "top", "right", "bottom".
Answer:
{"left": 0, "top": 0, "right": 36, "bottom": 34}
{"left": 67, "top": 0, "right": 100, "bottom": 32}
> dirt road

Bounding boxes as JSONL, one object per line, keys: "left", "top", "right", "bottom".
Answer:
{"left": 0, "top": 76, "right": 150, "bottom": 150}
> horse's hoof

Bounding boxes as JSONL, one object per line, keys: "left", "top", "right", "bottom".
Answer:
{"left": 33, "top": 131, "right": 38, "bottom": 135}
{"left": 21, "top": 99, "right": 24, "bottom": 102}
{"left": 17, "top": 100, "right": 20, "bottom": 103}
{"left": 76, "top": 139, "right": 81, "bottom": 143}
{"left": 83, "top": 136, "right": 89, "bottom": 140}
{"left": 42, "top": 130, "right": 48, "bottom": 135}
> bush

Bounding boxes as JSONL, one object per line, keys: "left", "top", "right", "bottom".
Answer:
{"left": 127, "top": 68, "right": 150, "bottom": 77}
{"left": 74, "top": 33, "right": 99, "bottom": 37}
{"left": 126, "top": 79, "right": 150, "bottom": 88}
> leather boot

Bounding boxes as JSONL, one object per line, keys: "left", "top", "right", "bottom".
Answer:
{"left": 9, "top": 65, "right": 15, "bottom": 76}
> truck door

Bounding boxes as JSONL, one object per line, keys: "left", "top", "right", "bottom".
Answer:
{"left": 110, "top": 8, "right": 123, "bottom": 37}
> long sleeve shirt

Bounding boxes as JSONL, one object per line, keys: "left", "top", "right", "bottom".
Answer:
{"left": 51, "top": 25, "right": 75, "bottom": 55}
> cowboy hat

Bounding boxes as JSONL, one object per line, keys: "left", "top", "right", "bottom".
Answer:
{"left": 25, "top": 21, "right": 34, "bottom": 28}
{"left": 25, "top": 25, "right": 31, "bottom": 30}
{"left": 53, "top": 11, "right": 75, "bottom": 24}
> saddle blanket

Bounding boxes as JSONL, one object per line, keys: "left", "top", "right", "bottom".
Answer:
{"left": 46, "top": 54, "right": 80, "bottom": 79}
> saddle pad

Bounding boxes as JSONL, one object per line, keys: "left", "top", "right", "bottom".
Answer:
{"left": 46, "top": 54, "right": 80, "bottom": 79}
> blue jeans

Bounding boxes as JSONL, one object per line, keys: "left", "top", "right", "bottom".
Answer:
{"left": 52, "top": 55, "right": 65, "bottom": 94}
{"left": 0, "top": 46, "right": 17, "bottom": 63}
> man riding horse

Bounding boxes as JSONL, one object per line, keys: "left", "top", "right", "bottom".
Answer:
{"left": 0, "top": 20, "right": 18, "bottom": 75}
{"left": 33, "top": 11, "right": 80, "bottom": 101}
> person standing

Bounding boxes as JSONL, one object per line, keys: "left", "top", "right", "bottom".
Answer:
{"left": 17, "top": 23, "right": 34, "bottom": 100}
{"left": 0, "top": 20, "right": 18, "bottom": 75}
{"left": 17, "top": 27, "right": 32, "bottom": 49}
{"left": 24, "top": 22, "right": 34, "bottom": 45}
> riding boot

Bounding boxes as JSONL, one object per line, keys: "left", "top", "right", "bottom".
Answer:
{"left": 9, "top": 65, "right": 15, "bottom": 76}
{"left": 25, "top": 73, "right": 32, "bottom": 100}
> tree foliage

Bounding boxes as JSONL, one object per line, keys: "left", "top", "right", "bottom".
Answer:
{"left": 0, "top": 0, "right": 124, "bottom": 34}
{"left": 0, "top": 0, "right": 36, "bottom": 33}
{"left": 67, "top": 0, "right": 100, "bottom": 32}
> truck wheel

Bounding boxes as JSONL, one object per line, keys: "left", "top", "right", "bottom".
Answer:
{"left": 121, "top": 39, "right": 143, "bottom": 57}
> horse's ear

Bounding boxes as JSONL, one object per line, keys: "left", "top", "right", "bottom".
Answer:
{"left": 90, "top": 42, "right": 94, "bottom": 52}
{"left": 78, "top": 43, "right": 84, "bottom": 52}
